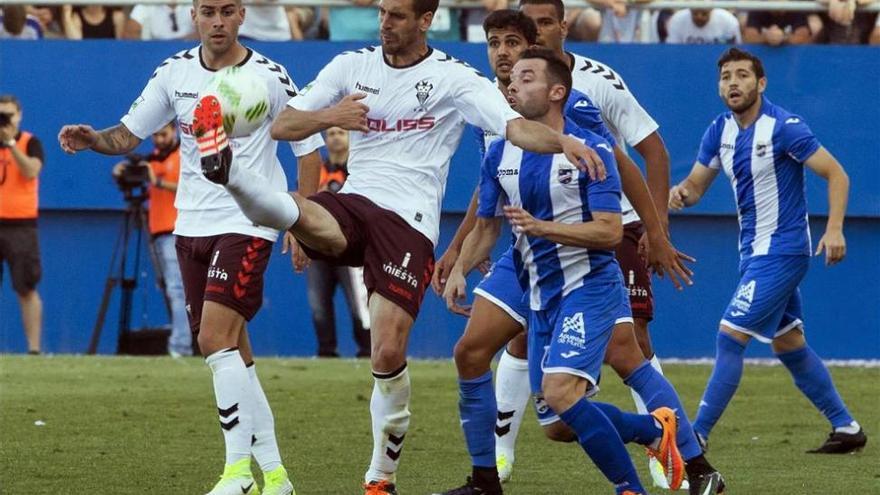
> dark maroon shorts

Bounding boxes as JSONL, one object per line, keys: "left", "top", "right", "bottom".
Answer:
{"left": 175, "top": 234, "right": 272, "bottom": 334}
{"left": 614, "top": 221, "right": 654, "bottom": 322}
{"left": 299, "top": 192, "right": 434, "bottom": 320}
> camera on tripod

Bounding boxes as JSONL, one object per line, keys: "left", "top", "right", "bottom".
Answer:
{"left": 115, "top": 154, "right": 151, "bottom": 192}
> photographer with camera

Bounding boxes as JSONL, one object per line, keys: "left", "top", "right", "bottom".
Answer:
{"left": 0, "top": 94, "right": 44, "bottom": 355}
{"left": 112, "top": 121, "right": 190, "bottom": 357}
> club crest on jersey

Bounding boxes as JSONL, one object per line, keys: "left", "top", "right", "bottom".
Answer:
{"left": 755, "top": 142, "right": 770, "bottom": 157}
{"left": 414, "top": 79, "right": 433, "bottom": 112}
{"left": 558, "top": 168, "right": 574, "bottom": 184}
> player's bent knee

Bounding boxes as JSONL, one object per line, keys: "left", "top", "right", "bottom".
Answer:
{"left": 506, "top": 332, "right": 528, "bottom": 359}
{"left": 542, "top": 421, "right": 577, "bottom": 443}
{"left": 452, "top": 338, "right": 493, "bottom": 374}
{"left": 772, "top": 327, "right": 806, "bottom": 354}
{"left": 371, "top": 342, "right": 407, "bottom": 372}
{"left": 541, "top": 373, "right": 585, "bottom": 414}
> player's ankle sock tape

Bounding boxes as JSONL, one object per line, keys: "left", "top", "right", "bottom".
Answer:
{"left": 458, "top": 371, "right": 496, "bottom": 468}
{"left": 593, "top": 401, "right": 661, "bottom": 446}
{"left": 777, "top": 345, "right": 856, "bottom": 429}
{"left": 624, "top": 360, "right": 702, "bottom": 460}
{"left": 225, "top": 167, "right": 300, "bottom": 230}
{"left": 206, "top": 348, "right": 253, "bottom": 465}
{"left": 247, "top": 364, "right": 282, "bottom": 473}
{"left": 694, "top": 333, "right": 746, "bottom": 438}
{"left": 559, "top": 399, "right": 645, "bottom": 492}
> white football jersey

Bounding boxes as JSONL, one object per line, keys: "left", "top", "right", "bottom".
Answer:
{"left": 570, "top": 53, "right": 660, "bottom": 224}
{"left": 287, "top": 46, "right": 521, "bottom": 246}
{"left": 121, "top": 46, "right": 323, "bottom": 241}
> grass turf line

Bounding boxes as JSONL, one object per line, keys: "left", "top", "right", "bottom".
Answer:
{"left": 0, "top": 356, "right": 876, "bottom": 494}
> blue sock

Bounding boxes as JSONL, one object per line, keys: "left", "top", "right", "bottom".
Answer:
{"left": 458, "top": 371, "right": 497, "bottom": 467}
{"left": 559, "top": 399, "right": 645, "bottom": 494}
{"left": 694, "top": 332, "right": 746, "bottom": 439}
{"left": 593, "top": 401, "right": 661, "bottom": 446}
{"left": 625, "top": 360, "right": 702, "bottom": 460}
{"left": 777, "top": 345, "right": 855, "bottom": 429}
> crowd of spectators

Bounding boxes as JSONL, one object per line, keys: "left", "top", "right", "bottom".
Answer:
{"left": 1, "top": 0, "right": 878, "bottom": 44}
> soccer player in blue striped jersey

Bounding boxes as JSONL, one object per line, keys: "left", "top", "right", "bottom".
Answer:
{"left": 670, "top": 48, "right": 866, "bottom": 454}
{"left": 440, "top": 47, "right": 716, "bottom": 495}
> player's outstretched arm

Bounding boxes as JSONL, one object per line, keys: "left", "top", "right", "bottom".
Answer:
{"left": 58, "top": 123, "right": 142, "bottom": 155}
{"left": 506, "top": 118, "right": 606, "bottom": 181}
{"left": 504, "top": 206, "right": 622, "bottom": 250}
{"left": 632, "top": 131, "right": 671, "bottom": 231}
{"left": 271, "top": 93, "right": 369, "bottom": 142}
{"left": 442, "top": 217, "right": 502, "bottom": 317}
{"left": 805, "top": 146, "right": 849, "bottom": 266}
{"left": 669, "top": 163, "right": 719, "bottom": 210}
{"left": 432, "top": 188, "right": 482, "bottom": 295}
{"left": 615, "top": 147, "right": 694, "bottom": 289}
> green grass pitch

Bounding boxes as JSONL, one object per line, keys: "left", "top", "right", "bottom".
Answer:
{"left": 1, "top": 356, "right": 876, "bottom": 494}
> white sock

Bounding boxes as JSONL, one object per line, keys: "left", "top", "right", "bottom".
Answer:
{"left": 494, "top": 351, "right": 531, "bottom": 462}
{"left": 365, "top": 364, "right": 411, "bottom": 483}
{"left": 206, "top": 348, "right": 253, "bottom": 465}
{"left": 631, "top": 354, "right": 664, "bottom": 415}
{"left": 247, "top": 364, "right": 282, "bottom": 472}
{"left": 226, "top": 166, "right": 300, "bottom": 230}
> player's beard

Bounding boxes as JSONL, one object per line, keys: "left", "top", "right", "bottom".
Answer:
{"left": 515, "top": 98, "right": 550, "bottom": 120}
{"left": 727, "top": 87, "right": 759, "bottom": 114}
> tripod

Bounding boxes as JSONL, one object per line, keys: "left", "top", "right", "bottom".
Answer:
{"left": 87, "top": 185, "right": 170, "bottom": 355}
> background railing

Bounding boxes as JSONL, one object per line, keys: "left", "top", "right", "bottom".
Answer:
{"left": 2, "top": 0, "right": 879, "bottom": 10}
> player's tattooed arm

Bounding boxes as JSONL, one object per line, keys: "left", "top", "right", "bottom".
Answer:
{"left": 93, "top": 124, "right": 142, "bottom": 155}
{"left": 58, "top": 123, "right": 142, "bottom": 155}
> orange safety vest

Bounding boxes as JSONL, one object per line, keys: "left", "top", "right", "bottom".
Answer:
{"left": 148, "top": 146, "right": 180, "bottom": 236}
{"left": 319, "top": 161, "right": 348, "bottom": 192}
{"left": 0, "top": 132, "right": 39, "bottom": 220}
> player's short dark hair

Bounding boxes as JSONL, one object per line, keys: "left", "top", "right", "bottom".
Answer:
{"left": 518, "top": 0, "right": 565, "bottom": 21}
{"left": 413, "top": 0, "right": 439, "bottom": 17}
{"left": 520, "top": 47, "right": 572, "bottom": 102}
{"left": 717, "top": 48, "right": 765, "bottom": 80}
{"left": 483, "top": 10, "right": 538, "bottom": 45}
{"left": 0, "top": 94, "right": 21, "bottom": 111}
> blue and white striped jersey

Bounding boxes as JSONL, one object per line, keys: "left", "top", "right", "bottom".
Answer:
{"left": 478, "top": 119, "right": 623, "bottom": 310}
{"left": 697, "top": 97, "right": 820, "bottom": 260}
{"left": 471, "top": 88, "right": 617, "bottom": 159}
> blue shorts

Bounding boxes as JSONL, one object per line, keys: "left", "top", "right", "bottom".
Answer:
{"left": 473, "top": 247, "right": 529, "bottom": 327}
{"left": 528, "top": 276, "right": 633, "bottom": 425}
{"left": 720, "top": 254, "right": 808, "bottom": 344}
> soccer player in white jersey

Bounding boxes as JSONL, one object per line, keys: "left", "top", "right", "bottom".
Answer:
{"left": 192, "top": 0, "right": 603, "bottom": 493}
{"left": 670, "top": 48, "right": 866, "bottom": 455}
{"left": 58, "top": 1, "right": 322, "bottom": 493}
{"left": 443, "top": 48, "right": 700, "bottom": 495}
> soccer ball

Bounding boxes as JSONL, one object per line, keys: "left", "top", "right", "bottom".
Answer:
{"left": 202, "top": 66, "right": 270, "bottom": 138}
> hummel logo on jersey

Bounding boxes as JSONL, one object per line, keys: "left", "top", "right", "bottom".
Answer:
{"left": 561, "top": 351, "right": 581, "bottom": 359}
{"left": 573, "top": 99, "right": 591, "bottom": 109}
{"left": 785, "top": 117, "right": 801, "bottom": 124}
{"left": 174, "top": 90, "right": 198, "bottom": 99}
{"left": 356, "top": 82, "right": 380, "bottom": 95}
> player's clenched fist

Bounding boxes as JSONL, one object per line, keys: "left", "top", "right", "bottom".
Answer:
{"left": 330, "top": 93, "right": 370, "bottom": 133}
{"left": 668, "top": 184, "right": 690, "bottom": 210}
{"left": 58, "top": 124, "right": 98, "bottom": 154}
